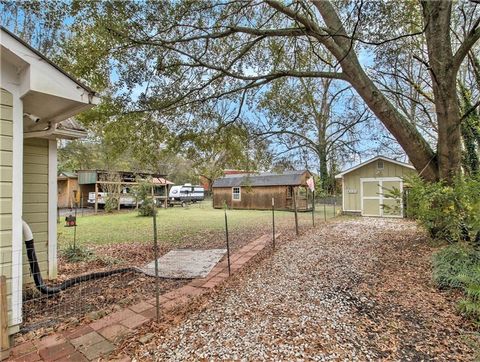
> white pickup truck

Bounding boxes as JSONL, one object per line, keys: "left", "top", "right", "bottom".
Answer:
{"left": 87, "top": 191, "right": 137, "bottom": 207}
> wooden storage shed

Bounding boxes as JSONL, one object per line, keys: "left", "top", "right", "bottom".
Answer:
{"left": 57, "top": 171, "right": 79, "bottom": 208}
{"left": 335, "top": 156, "right": 417, "bottom": 218}
{"left": 212, "top": 170, "right": 313, "bottom": 211}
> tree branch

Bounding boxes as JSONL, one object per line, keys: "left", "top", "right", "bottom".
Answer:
{"left": 453, "top": 16, "right": 480, "bottom": 71}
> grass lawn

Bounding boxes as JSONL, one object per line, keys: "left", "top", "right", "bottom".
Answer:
{"left": 58, "top": 202, "right": 338, "bottom": 247}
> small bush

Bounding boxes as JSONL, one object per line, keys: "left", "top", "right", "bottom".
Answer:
{"left": 61, "top": 244, "right": 94, "bottom": 263}
{"left": 406, "top": 175, "right": 480, "bottom": 242}
{"left": 433, "top": 243, "right": 480, "bottom": 288}
{"left": 104, "top": 195, "right": 119, "bottom": 213}
{"left": 433, "top": 243, "right": 480, "bottom": 320}
{"left": 134, "top": 180, "right": 155, "bottom": 217}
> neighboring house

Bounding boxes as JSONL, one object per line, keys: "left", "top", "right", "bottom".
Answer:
{"left": 212, "top": 170, "right": 313, "bottom": 211}
{"left": 335, "top": 156, "right": 417, "bottom": 218}
{"left": 57, "top": 171, "right": 80, "bottom": 209}
{"left": 0, "top": 26, "right": 99, "bottom": 346}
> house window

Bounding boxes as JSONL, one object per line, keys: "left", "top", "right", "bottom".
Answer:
{"left": 232, "top": 187, "right": 241, "bottom": 201}
{"left": 286, "top": 186, "right": 293, "bottom": 199}
{"left": 377, "top": 160, "right": 384, "bottom": 170}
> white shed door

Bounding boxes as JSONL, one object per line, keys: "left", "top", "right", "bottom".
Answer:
{"left": 361, "top": 178, "right": 403, "bottom": 218}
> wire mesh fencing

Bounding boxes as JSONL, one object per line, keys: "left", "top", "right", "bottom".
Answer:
{"left": 8, "top": 194, "right": 343, "bottom": 336}
{"left": 14, "top": 212, "right": 186, "bottom": 335}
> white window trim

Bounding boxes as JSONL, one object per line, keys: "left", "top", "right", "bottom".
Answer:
{"left": 232, "top": 186, "right": 241, "bottom": 201}
{"left": 360, "top": 177, "right": 403, "bottom": 218}
{"left": 377, "top": 160, "right": 384, "bottom": 170}
{"left": 286, "top": 185, "right": 293, "bottom": 199}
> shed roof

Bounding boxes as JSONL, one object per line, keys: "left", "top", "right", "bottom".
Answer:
{"left": 152, "top": 177, "right": 174, "bottom": 185}
{"left": 212, "top": 170, "right": 310, "bottom": 188}
{"left": 334, "top": 155, "right": 415, "bottom": 179}
{"left": 58, "top": 171, "right": 77, "bottom": 179}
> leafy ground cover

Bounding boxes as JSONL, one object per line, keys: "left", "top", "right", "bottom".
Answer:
{"left": 433, "top": 243, "right": 480, "bottom": 322}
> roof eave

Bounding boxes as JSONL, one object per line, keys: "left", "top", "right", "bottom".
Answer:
{"left": 0, "top": 26, "right": 98, "bottom": 97}
{"left": 24, "top": 128, "right": 88, "bottom": 140}
{"left": 335, "top": 155, "right": 415, "bottom": 178}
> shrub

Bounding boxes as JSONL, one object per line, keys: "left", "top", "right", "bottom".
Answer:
{"left": 412, "top": 175, "right": 480, "bottom": 321}
{"left": 61, "top": 244, "right": 94, "bottom": 263}
{"left": 433, "top": 243, "right": 480, "bottom": 320}
{"left": 433, "top": 243, "right": 480, "bottom": 288}
{"left": 104, "top": 195, "right": 119, "bottom": 213}
{"left": 406, "top": 175, "right": 480, "bottom": 243}
{"left": 134, "top": 180, "right": 155, "bottom": 217}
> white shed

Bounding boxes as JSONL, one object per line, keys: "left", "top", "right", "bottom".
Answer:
{"left": 335, "top": 156, "right": 417, "bottom": 218}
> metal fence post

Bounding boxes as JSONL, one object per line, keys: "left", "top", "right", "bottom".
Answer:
{"left": 312, "top": 190, "right": 315, "bottom": 226}
{"left": 224, "top": 209, "right": 231, "bottom": 276}
{"left": 323, "top": 199, "right": 327, "bottom": 222}
{"left": 293, "top": 188, "right": 299, "bottom": 236}
{"left": 152, "top": 200, "right": 160, "bottom": 323}
{"left": 272, "top": 197, "right": 275, "bottom": 249}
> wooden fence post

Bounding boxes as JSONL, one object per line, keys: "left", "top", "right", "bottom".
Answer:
{"left": 1, "top": 276, "right": 10, "bottom": 359}
{"left": 117, "top": 184, "right": 121, "bottom": 211}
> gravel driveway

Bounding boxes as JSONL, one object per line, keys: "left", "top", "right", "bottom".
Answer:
{"left": 129, "top": 217, "right": 475, "bottom": 361}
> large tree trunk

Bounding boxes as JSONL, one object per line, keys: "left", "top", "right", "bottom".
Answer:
{"left": 317, "top": 144, "right": 329, "bottom": 192}
{"left": 314, "top": 1, "right": 440, "bottom": 181}
{"left": 313, "top": 0, "right": 471, "bottom": 182}
{"left": 345, "top": 67, "right": 440, "bottom": 181}
{"left": 422, "top": 1, "right": 462, "bottom": 181}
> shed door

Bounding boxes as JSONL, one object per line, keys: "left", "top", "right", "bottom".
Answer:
{"left": 362, "top": 181, "right": 381, "bottom": 216}
{"left": 361, "top": 179, "right": 403, "bottom": 218}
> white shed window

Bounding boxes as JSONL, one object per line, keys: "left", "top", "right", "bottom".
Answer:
{"left": 377, "top": 160, "right": 384, "bottom": 170}
{"left": 286, "top": 186, "right": 293, "bottom": 199}
{"left": 232, "top": 187, "right": 241, "bottom": 201}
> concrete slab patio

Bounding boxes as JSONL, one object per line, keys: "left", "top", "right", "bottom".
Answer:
{"left": 141, "top": 249, "right": 227, "bottom": 278}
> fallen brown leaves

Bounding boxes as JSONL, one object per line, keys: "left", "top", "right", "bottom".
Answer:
{"left": 120, "top": 217, "right": 477, "bottom": 361}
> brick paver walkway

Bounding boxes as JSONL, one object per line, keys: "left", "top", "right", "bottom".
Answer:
{"left": 7, "top": 233, "right": 278, "bottom": 361}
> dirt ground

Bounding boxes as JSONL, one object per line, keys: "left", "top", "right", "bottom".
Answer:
{"left": 121, "top": 217, "right": 477, "bottom": 361}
